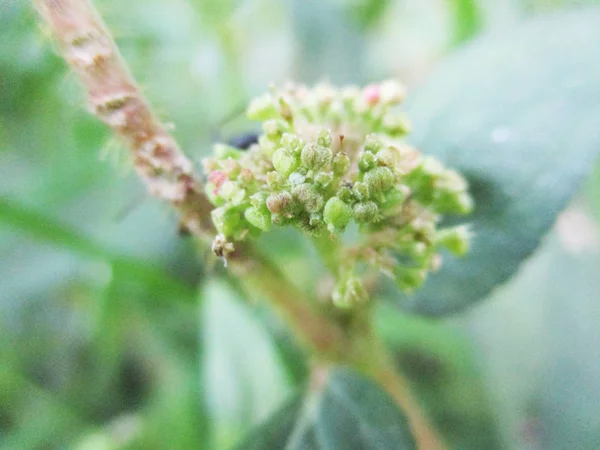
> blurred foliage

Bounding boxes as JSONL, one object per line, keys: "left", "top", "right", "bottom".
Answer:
{"left": 2, "top": 0, "right": 600, "bottom": 449}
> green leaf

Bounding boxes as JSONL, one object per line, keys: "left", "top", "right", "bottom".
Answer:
{"left": 234, "top": 367, "right": 416, "bottom": 450}
{"left": 404, "top": 8, "right": 600, "bottom": 316}
{"left": 200, "top": 280, "right": 291, "bottom": 449}
{"left": 446, "top": 0, "right": 482, "bottom": 46}
{"left": 0, "top": 197, "right": 195, "bottom": 301}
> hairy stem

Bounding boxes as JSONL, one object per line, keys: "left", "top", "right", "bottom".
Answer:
{"left": 35, "top": 0, "right": 213, "bottom": 237}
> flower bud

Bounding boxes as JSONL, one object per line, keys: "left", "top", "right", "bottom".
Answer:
{"left": 219, "top": 181, "right": 246, "bottom": 205}
{"left": 353, "top": 201, "right": 379, "bottom": 223}
{"left": 323, "top": 197, "right": 352, "bottom": 232}
{"left": 363, "top": 134, "right": 383, "bottom": 153}
{"left": 332, "top": 152, "right": 351, "bottom": 176}
{"left": 245, "top": 206, "right": 272, "bottom": 232}
{"left": 341, "top": 86, "right": 360, "bottom": 107}
{"left": 316, "top": 129, "right": 333, "bottom": 148}
{"left": 381, "top": 114, "right": 410, "bottom": 137}
{"left": 358, "top": 151, "right": 376, "bottom": 172}
{"left": 293, "top": 183, "right": 324, "bottom": 213}
{"left": 214, "top": 144, "right": 244, "bottom": 160}
{"left": 266, "top": 171, "right": 285, "bottom": 190}
{"left": 353, "top": 181, "right": 370, "bottom": 200}
{"left": 309, "top": 214, "right": 323, "bottom": 228}
{"left": 379, "top": 80, "right": 406, "bottom": 105}
{"left": 362, "top": 84, "right": 381, "bottom": 106}
{"left": 272, "top": 148, "right": 298, "bottom": 176}
{"left": 394, "top": 266, "right": 427, "bottom": 292}
{"left": 266, "top": 191, "right": 293, "bottom": 214}
{"left": 250, "top": 192, "right": 268, "bottom": 208}
{"left": 211, "top": 207, "right": 242, "bottom": 237}
{"left": 258, "top": 135, "right": 277, "bottom": 156}
{"left": 337, "top": 185, "right": 355, "bottom": 203}
{"left": 314, "top": 172, "right": 333, "bottom": 188}
{"left": 278, "top": 96, "right": 293, "bottom": 122}
{"left": 288, "top": 171, "right": 306, "bottom": 186}
{"left": 332, "top": 275, "right": 367, "bottom": 308}
{"left": 301, "top": 144, "right": 332, "bottom": 171}
{"left": 263, "top": 119, "right": 289, "bottom": 138}
{"left": 436, "top": 225, "right": 471, "bottom": 256}
{"left": 380, "top": 185, "right": 409, "bottom": 209}
{"left": 247, "top": 94, "right": 278, "bottom": 120}
{"left": 364, "top": 167, "right": 394, "bottom": 194}
{"left": 375, "top": 147, "right": 401, "bottom": 168}
{"left": 434, "top": 191, "right": 474, "bottom": 215}
{"left": 281, "top": 133, "right": 303, "bottom": 155}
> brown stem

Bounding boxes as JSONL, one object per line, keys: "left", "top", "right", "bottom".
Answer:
{"left": 35, "top": 0, "right": 214, "bottom": 237}
{"left": 365, "top": 347, "right": 445, "bottom": 450}
{"left": 229, "top": 243, "right": 347, "bottom": 356}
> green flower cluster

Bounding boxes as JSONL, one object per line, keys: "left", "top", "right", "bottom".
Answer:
{"left": 202, "top": 81, "right": 472, "bottom": 305}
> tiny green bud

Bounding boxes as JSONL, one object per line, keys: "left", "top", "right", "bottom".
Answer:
{"left": 353, "top": 181, "right": 370, "bottom": 200}
{"left": 271, "top": 213, "right": 289, "bottom": 226}
{"left": 394, "top": 266, "right": 427, "bottom": 292}
{"left": 364, "top": 134, "right": 383, "bottom": 153}
{"left": 293, "top": 183, "right": 324, "bottom": 213}
{"left": 421, "top": 157, "right": 445, "bottom": 176}
{"left": 375, "top": 147, "right": 401, "bottom": 168}
{"left": 247, "top": 94, "right": 278, "bottom": 120}
{"left": 266, "top": 171, "right": 285, "bottom": 190}
{"left": 309, "top": 214, "right": 323, "bottom": 228}
{"left": 436, "top": 225, "right": 471, "bottom": 256}
{"left": 301, "top": 144, "right": 332, "bottom": 171}
{"left": 219, "top": 181, "right": 246, "bottom": 205}
{"left": 288, "top": 171, "right": 306, "bottom": 186}
{"left": 408, "top": 241, "right": 431, "bottom": 262}
{"left": 281, "top": 133, "right": 303, "bottom": 155}
{"left": 263, "top": 119, "right": 289, "bottom": 137}
{"left": 353, "top": 201, "right": 378, "bottom": 223}
{"left": 332, "top": 275, "right": 367, "bottom": 308}
{"left": 272, "top": 147, "right": 298, "bottom": 176}
{"left": 323, "top": 197, "right": 352, "bottom": 232}
{"left": 314, "top": 172, "right": 333, "bottom": 188}
{"left": 381, "top": 185, "right": 409, "bottom": 209}
{"left": 358, "top": 151, "right": 376, "bottom": 172}
{"left": 258, "top": 135, "right": 277, "bottom": 156}
{"left": 455, "top": 193, "right": 474, "bottom": 215}
{"left": 245, "top": 206, "right": 272, "bottom": 232}
{"left": 337, "top": 185, "right": 355, "bottom": 203}
{"left": 211, "top": 207, "right": 242, "bottom": 237}
{"left": 316, "top": 129, "right": 333, "bottom": 147}
{"left": 364, "top": 167, "right": 394, "bottom": 194}
{"left": 266, "top": 191, "right": 293, "bottom": 214}
{"left": 278, "top": 96, "right": 293, "bottom": 122}
{"left": 382, "top": 114, "right": 411, "bottom": 137}
{"left": 332, "top": 152, "right": 351, "bottom": 176}
{"left": 250, "top": 192, "right": 268, "bottom": 208}
{"left": 214, "top": 144, "right": 244, "bottom": 160}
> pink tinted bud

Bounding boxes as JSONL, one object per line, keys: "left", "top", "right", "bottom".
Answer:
{"left": 209, "top": 170, "right": 227, "bottom": 194}
{"left": 239, "top": 168, "right": 253, "bottom": 183}
{"left": 363, "top": 84, "right": 381, "bottom": 106}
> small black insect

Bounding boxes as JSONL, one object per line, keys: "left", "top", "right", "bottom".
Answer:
{"left": 226, "top": 131, "right": 259, "bottom": 150}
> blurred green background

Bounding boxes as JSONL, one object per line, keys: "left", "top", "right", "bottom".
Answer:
{"left": 2, "top": 0, "right": 600, "bottom": 449}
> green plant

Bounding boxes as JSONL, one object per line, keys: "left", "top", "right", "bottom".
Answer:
{"left": 22, "top": 0, "right": 600, "bottom": 449}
